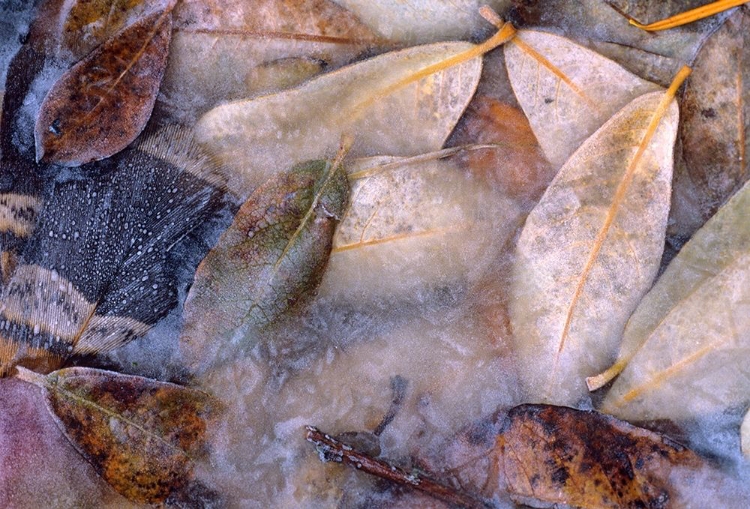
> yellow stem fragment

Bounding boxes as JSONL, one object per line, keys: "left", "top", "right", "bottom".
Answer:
{"left": 625, "top": 0, "right": 748, "bottom": 31}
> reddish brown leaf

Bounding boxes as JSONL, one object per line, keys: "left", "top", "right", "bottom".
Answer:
{"left": 16, "top": 367, "right": 221, "bottom": 504}
{"left": 34, "top": 8, "right": 172, "bottom": 166}
{"left": 59, "top": 0, "right": 175, "bottom": 61}
{"left": 496, "top": 405, "right": 704, "bottom": 509}
{"left": 449, "top": 95, "right": 555, "bottom": 205}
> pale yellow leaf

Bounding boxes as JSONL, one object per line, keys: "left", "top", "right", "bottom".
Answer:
{"left": 505, "top": 29, "right": 662, "bottom": 168}
{"left": 195, "top": 42, "right": 482, "bottom": 200}
{"left": 510, "top": 90, "right": 678, "bottom": 405}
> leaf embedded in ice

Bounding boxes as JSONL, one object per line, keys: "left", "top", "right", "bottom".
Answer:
{"left": 510, "top": 86, "right": 681, "bottom": 405}
{"left": 58, "top": 0, "right": 176, "bottom": 61}
{"left": 504, "top": 28, "right": 662, "bottom": 168}
{"left": 34, "top": 8, "right": 172, "bottom": 166}
{"left": 669, "top": 7, "right": 750, "bottom": 240}
{"left": 331, "top": 0, "right": 508, "bottom": 44}
{"left": 179, "top": 157, "right": 349, "bottom": 375}
{"left": 0, "top": 128, "right": 224, "bottom": 376}
{"left": 160, "top": 0, "right": 379, "bottom": 124}
{"left": 316, "top": 154, "right": 522, "bottom": 303}
{"left": 497, "top": 404, "right": 705, "bottom": 509}
{"left": 15, "top": 366, "right": 221, "bottom": 504}
{"left": 598, "top": 179, "right": 750, "bottom": 422}
{"left": 195, "top": 41, "right": 484, "bottom": 200}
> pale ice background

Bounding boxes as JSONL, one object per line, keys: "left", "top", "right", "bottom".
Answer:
{"left": 1, "top": 1, "right": 750, "bottom": 508}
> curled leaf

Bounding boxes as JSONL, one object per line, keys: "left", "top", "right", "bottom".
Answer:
{"left": 34, "top": 9, "right": 172, "bottom": 166}
{"left": 510, "top": 82, "right": 682, "bottom": 405}
{"left": 15, "top": 366, "right": 221, "bottom": 504}
{"left": 179, "top": 157, "right": 349, "bottom": 374}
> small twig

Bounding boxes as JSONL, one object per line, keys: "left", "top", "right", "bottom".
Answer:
{"left": 305, "top": 426, "right": 490, "bottom": 509}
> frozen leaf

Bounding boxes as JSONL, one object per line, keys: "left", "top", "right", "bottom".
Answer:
{"left": 510, "top": 80, "right": 683, "bottom": 405}
{"left": 160, "top": 0, "right": 379, "bottom": 124}
{"left": 58, "top": 0, "right": 175, "bottom": 61}
{"left": 34, "top": 8, "right": 172, "bottom": 166}
{"left": 447, "top": 95, "right": 556, "bottom": 205}
{"left": 195, "top": 38, "right": 497, "bottom": 200}
{"left": 0, "top": 128, "right": 224, "bottom": 376}
{"left": 179, "top": 157, "right": 348, "bottom": 375}
{"left": 597, "top": 179, "right": 750, "bottom": 422}
{"left": 497, "top": 405, "right": 705, "bottom": 509}
{"left": 16, "top": 366, "right": 221, "bottom": 504}
{"left": 316, "top": 154, "right": 522, "bottom": 304}
{"left": 332, "top": 0, "right": 510, "bottom": 44}
{"left": 504, "top": 28, "right": 662, "bottom": 168}
{"left": 669, "top": 7, "right": 750, "bottom": 240}
{"left": 509, "top": 0, "right": 733, "bottom": 86}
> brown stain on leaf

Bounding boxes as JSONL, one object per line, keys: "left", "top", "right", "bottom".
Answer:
{"left": 17, "top": 367, "right": 221, "bottom": 504}
{"left": 35, "top": 8, "right": 172, "bottom": 166}
{"left": 496, "top": 405, "right": 704, "bottom": 509}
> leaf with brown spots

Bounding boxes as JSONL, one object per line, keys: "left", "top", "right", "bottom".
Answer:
{"left": 15, "top": 366, "right": 221, "bottom": 505}
{"left": 496, "top": 405, "right": 706, "bottom": 509}
{"left": 34, "top": 7, "right": 172, "bottom": 166}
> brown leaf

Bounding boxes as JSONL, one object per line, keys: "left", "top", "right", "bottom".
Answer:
{"left": 34, "top": 8, "right": 172, "bottom": 166}
{"left": 16, "top": 366, "right": 221, "bottom": 504}
{"left": 669, "top": 6, "right": 750, "bottom": 240}
{"left": 448, "top": 95, "right": 555, "bottom": 205}
{"left": 497, "top": 405, "right": 705, "bottom": 509}
{"left": 59, "top": 0, "right": 175, "bottom": 61}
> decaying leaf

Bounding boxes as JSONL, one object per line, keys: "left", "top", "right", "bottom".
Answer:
{"left": 598, "top": 179, "right": 750, "bottom": 422}
{"left": 195, "top": 41, "right": 484, "bottom": 199}
{"left": 504, "top": 28, "right": 662, "bottom": 168}
{"left": 16, "top": 366, "right": 221, "bottom": 504}
{"left": 316, "top": 154, "right": 522, "bottom": 303}
{"left": 497, "top": 404, "right": 705, "bottom": 509}
{"left": 159, "top": 0, "right": 379, "bottom": 124}
{"left": 34, "top": 8, "right": 172, "bottom": 166}
{"left": 179, "top": 157, "right": 348, "bottom": 375}
{"left": 510, "top": 84, "right": 681, "bottom": 405}
{"left": 0, "top": 128, "right": 223, "bottom": 376}
{"left": 669, "top": 6, "right": 750, "bottom": 241}
{"left": 58, "top": 0, "right": 175, "bottom": 61}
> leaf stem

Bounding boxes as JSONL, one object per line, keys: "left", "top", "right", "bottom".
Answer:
{"left": 305, "top": 425, "right": 490, "bottom": 509}
{"left": 612, "top": 0, "right": 748, "bottom": 31}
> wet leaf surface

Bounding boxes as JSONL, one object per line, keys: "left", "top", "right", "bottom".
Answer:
{"left": 16, "top": 366, "right": 221, "bottom": 504}
{"left": 510, "top": 88, "right": 679, "bottom": 405}
{"left": 180, "top": 157, "right": 348, "bottom": 375}
{"left": 35, "top": 8, "right": 172, "bottom": 166}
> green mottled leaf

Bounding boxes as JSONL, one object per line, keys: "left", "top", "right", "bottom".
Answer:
{"left": 180, "top": 158, "right": 349, "bottom": 374}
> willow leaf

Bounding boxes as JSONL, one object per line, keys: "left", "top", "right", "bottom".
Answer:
{"left": 599, "top": 179, "right": 750, "bottom": 422}
{"left": 510, "top": 83, "right": 682, "bottom": 405}
{"left": 505, "top": 29, "right": 662, "bottom": 168}
{"left": 16, "top": 367, "right": 220, "bottom": 504}
{"left": 179, "top": 158, "right": 349, "bottom": 375}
